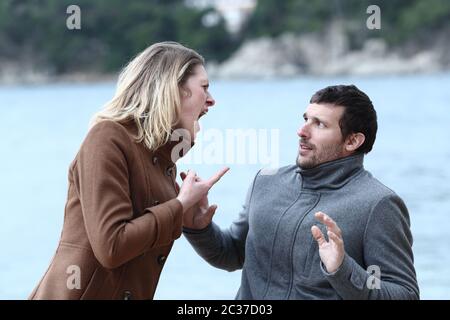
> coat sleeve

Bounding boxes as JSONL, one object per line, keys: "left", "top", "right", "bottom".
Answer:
{"left": 182, "top": 170, "right": 260, "bottom": 272}
{"left": 322, "top": 194, "right": 420, "bottom": 299}
{"left": 73, "top": 121, "right": 183, "bottom": 269}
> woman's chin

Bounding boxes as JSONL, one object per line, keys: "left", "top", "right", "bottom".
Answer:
{"left": 194, "top": 121, "right": 200, "bottom": 139}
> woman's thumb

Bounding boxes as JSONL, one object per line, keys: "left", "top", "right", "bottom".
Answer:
{"left": 206, "top": 204, "right": 218, "bottom": 221}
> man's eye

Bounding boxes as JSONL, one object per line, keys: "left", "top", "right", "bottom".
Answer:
{"left": 318, "top": 122, "right": 326, "bottom": 128}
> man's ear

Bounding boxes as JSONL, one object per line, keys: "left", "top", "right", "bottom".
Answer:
{"left": 345, "top": 132, "right": 365, "bottom": 152}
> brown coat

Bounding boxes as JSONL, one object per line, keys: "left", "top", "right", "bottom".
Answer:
{"left": 30, "top": 120, "right": 183, "bottom": 300}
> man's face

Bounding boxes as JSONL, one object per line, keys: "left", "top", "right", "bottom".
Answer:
{"left": 296, "top": 103, "right": 348, "bottom": 169}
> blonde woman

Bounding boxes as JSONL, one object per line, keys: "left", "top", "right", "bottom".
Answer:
{"left": 29, "top": 42, "right": 228, "bottom": 300}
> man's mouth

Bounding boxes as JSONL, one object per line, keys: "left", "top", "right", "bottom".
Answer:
{"left": 300, "top": 142, "right": 313, "bottom": 151}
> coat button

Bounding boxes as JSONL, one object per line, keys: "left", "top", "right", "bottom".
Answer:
{"left": 157, "top": 255, "right": 167, "bottom": 265}
{"left": 165, "top": 166, "right": 174, "bottom": 177}
{"left": 152, "top": 156, "right": 158, "bottom": 165}
{"left": 153, "top": 200, "right": 160, "bottom": 206}
{"left": 123, "top": 290, "right": 132, "bottom": 300}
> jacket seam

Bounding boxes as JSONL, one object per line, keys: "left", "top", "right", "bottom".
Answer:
{"left": 261, "top": 187, "right": 303, "bottom": 299}
{"left": 286, "top": 191, "right": 321, "bottom": 299}
{"left": 59, "top": 241, "right": 92, "bottom": 252}
{"left": 362, "top": 195, "right": 392, "bottom": 257}
{"left": 231, "top": 169, "right": 261, "bottom": 266}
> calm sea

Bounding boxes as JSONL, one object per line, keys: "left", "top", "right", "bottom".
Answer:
{"left": 1, "top": 73, "right": 449, "bottom": 299}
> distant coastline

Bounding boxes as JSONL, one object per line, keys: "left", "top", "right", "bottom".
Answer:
{"left": 207, "top": 22, "right": 450, "bottom": 79}
{"left": 1, "top": 24, "right": 449, "bottom": 85}
{"left": 0, "top": 64, "right": 117, "bottom": 85}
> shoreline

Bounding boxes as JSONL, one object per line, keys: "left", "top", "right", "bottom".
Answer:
{"left": 1, "top": 69, "right": 450, "bottom": 87}
{"left": 2, "top": 26, "right": 449, "bottom": 86}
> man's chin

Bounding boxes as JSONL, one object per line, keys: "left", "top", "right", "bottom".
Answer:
{"left": 297, "top": 157, "right": 312, "bottom": 169}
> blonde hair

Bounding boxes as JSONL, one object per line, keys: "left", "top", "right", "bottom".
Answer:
{"left": 91, "top": 41, "right": 204, "bottom": 151}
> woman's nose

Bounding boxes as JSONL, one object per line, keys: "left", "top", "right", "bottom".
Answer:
{"left": 206, "top": 93, "right": 215, "bottom": 107}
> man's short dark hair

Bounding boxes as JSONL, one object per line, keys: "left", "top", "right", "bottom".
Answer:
{"left": 310, "top": 85, "right": 378, "bottom": 154}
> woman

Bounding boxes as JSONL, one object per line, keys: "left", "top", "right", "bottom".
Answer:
{"left": 29, "top": 42, "right": 228, "bottom": 300}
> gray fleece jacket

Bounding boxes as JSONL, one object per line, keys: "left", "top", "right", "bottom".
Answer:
{"left": 183, "top": 154, "right": 419, "bottom": 299}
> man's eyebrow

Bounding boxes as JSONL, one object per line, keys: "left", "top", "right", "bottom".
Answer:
{"left": 303, "top": 113, "right": 329, "bottom": 125}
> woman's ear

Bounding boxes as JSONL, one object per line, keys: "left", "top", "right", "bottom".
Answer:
{"left": 345, "top": 132, "right": 365, "bottom": 152}
{"left": 180, "top": 87, "right": 192, "bottom": 98}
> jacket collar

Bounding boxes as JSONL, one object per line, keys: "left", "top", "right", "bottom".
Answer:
{"left": 121, "top": 120, "right": 194, "bottom": 166}
{"left": 155, "top": 138, "right": 194, "bottom": 166}
{"left": 296, "top": 154, "right": 364, "bottom": 190}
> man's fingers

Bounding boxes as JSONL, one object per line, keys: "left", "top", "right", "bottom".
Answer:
{"left": 206, "top": 167, "right": 230, "bottom": 187}
{"left": 314, "top": 211, "right": 342, "bottom": 236}
{"left": 311, "top": 225, "right": 326, "bottom": 246}
{"left": 328, "top": 231, "right": 343, "bottom": 246}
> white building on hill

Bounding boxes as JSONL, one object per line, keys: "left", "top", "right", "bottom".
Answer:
{"left": 186, "top": 0, "right": 257, "bottom": 33}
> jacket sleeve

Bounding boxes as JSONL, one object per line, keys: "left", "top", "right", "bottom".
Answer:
{"left": 73, "top": 121, "right": 183, "bottom": 269}
{"left": 322, "top": 195, "right": 420, "bottom": 299}
{"left": 182, "top": 171, "right": 260, "bottom": 272}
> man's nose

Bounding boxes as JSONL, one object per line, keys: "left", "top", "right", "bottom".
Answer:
{"left": 297, "top": 124, "right": 309, "bottom": 139}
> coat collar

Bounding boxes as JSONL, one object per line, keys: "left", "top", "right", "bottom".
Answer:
{"left": 121, "top": 119, "right": 194, "bottom": 166}
{"left": 296, "top": 154, "right": 365, "bottom": 190}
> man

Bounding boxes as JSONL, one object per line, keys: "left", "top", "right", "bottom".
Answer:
{"left": 182, "top": 85, "right": 419, "bottom": 299}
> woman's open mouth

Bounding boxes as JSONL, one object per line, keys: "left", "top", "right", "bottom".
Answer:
{"left": 198, "top": 110, "right": 208, "bottom": 120}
